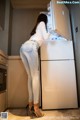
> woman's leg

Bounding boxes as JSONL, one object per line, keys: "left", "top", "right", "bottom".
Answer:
{"left": 22, "top": 49, "right": 40, "bottom": 103}
{"left": 23, "top": 48, "right": 43, "bottom": 117}
{"left": 20, "top": 48, "right": 33, "bottom": 107}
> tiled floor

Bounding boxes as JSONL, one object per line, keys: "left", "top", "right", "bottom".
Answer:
{"left": 4, "top": 108, "right": 80, "bottom": 120}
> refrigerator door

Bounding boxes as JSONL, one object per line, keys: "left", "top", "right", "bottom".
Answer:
{"left": 41, "top": 40, "right": 74, "bottom": 60}
{"left": 41, "top": 60, "right": 78, "bottom": 109}
{"left": 47, "top": 0, "right": 72, "bottom": 40}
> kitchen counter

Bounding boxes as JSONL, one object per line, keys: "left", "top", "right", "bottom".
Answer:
{"left": 8, "top": 56, "right": 21, "bottom": 60}
{"left": 0, "top": 50, "right": 8, "bottom": 65}
{"left": 0, "top": 50, "right": 8, "bottom": 58}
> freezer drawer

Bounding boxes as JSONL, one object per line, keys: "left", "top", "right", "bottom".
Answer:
{"left": 40, "top": 40, "right": 74, "bottom": 60}
{"left": 41, "top": 60, "right": 78, "bottom": 109}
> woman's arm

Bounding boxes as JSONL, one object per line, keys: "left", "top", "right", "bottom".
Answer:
{"left": 39, "top": 22, "right": 51, "bottom": 40}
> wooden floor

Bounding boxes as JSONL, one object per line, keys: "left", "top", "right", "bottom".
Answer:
{"left": 1, "top": 108, "right": 80, "bottom": 120}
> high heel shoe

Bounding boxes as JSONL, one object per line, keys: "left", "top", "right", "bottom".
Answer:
{"left": 26, "top": 104, "right": 34, "bottom": 111}
{"left": 26, "top": 104, "right": 34, "bottom": 116}
{"left": 34, "top": 108, "right": 44, "bottom": 117}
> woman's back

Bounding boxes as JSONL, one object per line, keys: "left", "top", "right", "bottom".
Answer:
{"left": 29, "top": 21, "right": 50, "bottom": 46}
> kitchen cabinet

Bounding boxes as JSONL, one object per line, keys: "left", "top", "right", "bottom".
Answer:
{"left": 7, "top": 56, "right": 28, "bottom": 108}
{"left": 0, "top": 92, "right": 6, "bottom": 112}
{"left": 0, "top": 50, "right": 8, "bottom": 112}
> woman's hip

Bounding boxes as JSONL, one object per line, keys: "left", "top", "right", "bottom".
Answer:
{"left": 20, "top": 40, "right": 39, "bottom": 53}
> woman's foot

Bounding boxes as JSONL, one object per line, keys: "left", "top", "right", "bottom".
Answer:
{"left": 34, "top": 104, "right": 44, "bottom": 117}
{"left": 34, "top": 108, "right": 43, "bottom": 117}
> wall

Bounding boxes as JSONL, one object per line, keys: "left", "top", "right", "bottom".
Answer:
{"left": 70, "top": 4, "right": 80, "bottom": 106}
{"left": 0, "top": 0, "right": 5, "bottom": 30}
{"left": 11, "top": 9, "right": 46, "bottom": 55}
{"left": 0, "top": 0, "right": 10, "bottom": 54}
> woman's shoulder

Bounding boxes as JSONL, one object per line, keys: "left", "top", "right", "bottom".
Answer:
{"left": 38, "top": 21, "right": 45, "bottom": 26}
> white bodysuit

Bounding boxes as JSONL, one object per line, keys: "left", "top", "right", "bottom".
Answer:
{"left": 20, "top": 21, "right": 50, "bottom": 104}
{"left": 30, "top": 21, "right": 50, "bottom": 46}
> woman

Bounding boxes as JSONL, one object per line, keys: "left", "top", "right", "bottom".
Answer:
{"left": 20, "top": 13, "right": 51, "bottom": 117}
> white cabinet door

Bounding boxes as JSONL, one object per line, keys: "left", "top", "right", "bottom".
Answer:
{"left": 41, "top": 60, "right": 78, "bottom": 109}
{"left": 7, "top": 57, "right": 28, "bottom": 108}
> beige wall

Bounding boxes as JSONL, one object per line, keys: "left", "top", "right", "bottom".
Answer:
{"left": 0, "top": 0, "right": 10, "bottom": 54}
{"left": 11, "top": 9, "right": 46, "bottom": 55}
{"left": 0, "top": 0, "right": 46, "bottom": 55}
{"left": 70, "top": 5, "right": 80, "bottom": 106}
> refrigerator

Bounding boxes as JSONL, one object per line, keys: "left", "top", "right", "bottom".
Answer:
{"left": 40, "top": 0, "right": 78, "bottom": 110}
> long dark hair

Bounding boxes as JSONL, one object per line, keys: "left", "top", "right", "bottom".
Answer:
{"left": 30, "top": 13, "right": 48, "bottom": 36}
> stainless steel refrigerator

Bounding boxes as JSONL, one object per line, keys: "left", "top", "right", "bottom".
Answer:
{"left": 40, "top": 0, "right": 78, "bottom": 110}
